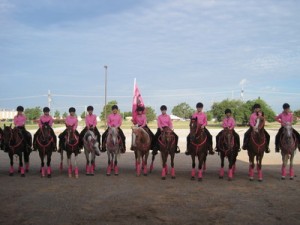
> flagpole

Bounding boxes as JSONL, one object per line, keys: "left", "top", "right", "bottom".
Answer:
{"left": 133, "top": 78, "right": 136, "bottom": 95}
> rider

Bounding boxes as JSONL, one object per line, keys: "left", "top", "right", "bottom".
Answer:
{"left": 152, "top": 105, "right": 180, "bottom": 155}
{"left": 185, "top": 102, "right": 214, "bottom": 155}
{"left": 33, "top": 107, "right": 57, "bottom": 152}
{"left": 13, "top": 106, "right": 32, "bottom": 152}
{"left": 242, "top": 103, "right": 270, "bottom": 153}
{"left": 79, "top": 105, "right": 101, "bottom": 153}
{"left": 101, "top": 105, "right": 126, "bottom": 153}
{"left": 58, "top": 107, "right": 81, "bottom": 153}
{"left": 215, "top": 109, "right": 240, "bottom": 152}
{"left": 130, "top": 106, "right": 155, "bottom": 151}
{"left": 275, "top": 103, "right": 300, "bottom": 152}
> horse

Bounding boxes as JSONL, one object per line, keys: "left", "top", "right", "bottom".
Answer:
{"left": 0, "top": 127, "right": 3, "bottom": 150}
{"left": 106, "top": 127, "right": 122, "bottom": 176}
{"left": 216, "top": 128, "right": 239, "bottom": 181}
{"left": 247, "top": 116, "right": 266, "bottom": 181}
{"left": 83, "top": 129, "right": 100, "bottom": 176}
{"left": 60, "top": 125, "right": 80, "bottom": 178}
{"left": 35, "top": 122, "right": 55, "bottom": 178}
{"left": 2, "top": 124, "right": 28, "bottom": 177}
{"left": 188, "top": 118, "right": 208, "bottom": 181}
{"left": 132, "top": 126, "right": 151, "bottom": 176}
{"left": 279, "top": 122, "right": 298, "bottom": 180}
{"left": 158, "top": 127, "right": 177, "bottom": 180}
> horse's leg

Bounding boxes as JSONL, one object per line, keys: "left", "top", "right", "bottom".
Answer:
{"left": 90, "top": 151, "right": 95, "bottom": 176}
{"left": 257, "top": 153, "right": 263, "bottom": 182}
{"left": 227, "top": 152, "right": 234, "bottom": 181}
{"left": 136, "top": 151, "right": 141, "bottom": 176}
{"left": 150, "top": 154, "right": 155, "bottom": 173}
{"left": 47, "top": 150, "right": 52, "bottom": 178}
{"left": 67, "top": 153, "right": 72, "bottom": 178}
{"left": 248, "top": 152, "right": 255, "bottom": 181}
{"left": 170, "top": 152, "right": 175, "bottom": 179}
{"left": 165, "top": 153, "right": 169, "bottom": 175}
{"left": 24, "top": 149, "right": 30, "bottom": 173}
{"left": 289, "top": 151, "right": 295, "bottom": 180}
{"left": 143, "top": 152, "right": 149, "bottom": 176}
{"left": 203, "top": 154, "right": 207, "bottom": 171}
{"left": 198, "top": 152, "right": 205, "bottom": 181}
{"left": 191, "top": 153, "right": 196, "bottom": 180}
{"left": 219, "top": 152, "right": 225, "bottom": 179}
{"left": 114, "top": 152, "right": 119, "bottom": 176}
{"left": 9, "top": 154, "right": 14, "bottom": 176}
{"left": 60, "top": 150, "right": 64, "bottom": 172}
{"left": 39, "top": 150, "right": 45, "bottom": 177}
{"left": 106, "top": 152, "right": 112, "bottom": 176}
{"left": 85, "top": 149, "right": 90, "bottom": 175}
{"left": 74, "top": 153, "right": 79, "bottom": 178}
{"left": 161, "top": 152, "right": 167, "bottom": 180}
{"left": 19, "top": 153, "right": 25, "bottom": 177}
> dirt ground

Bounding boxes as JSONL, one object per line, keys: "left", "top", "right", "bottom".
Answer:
{"left": 0, "top": 128, "right": 300, "bottom": 225}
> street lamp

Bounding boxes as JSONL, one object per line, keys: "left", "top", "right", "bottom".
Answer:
{"left": 104, "top": 65, "right": 108, "bottom": 125}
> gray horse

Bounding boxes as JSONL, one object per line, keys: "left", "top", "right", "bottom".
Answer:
{"left": 83, "top": 129, "right": 100, "bottom": 176}
{"left": 106, "top": 127, "right": 121, "bottom": 176}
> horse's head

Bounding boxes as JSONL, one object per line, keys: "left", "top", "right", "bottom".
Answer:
{"left": 283, "top": 122, "right": 293, "bottom": 138}
{"left": 108, "top": 127, "right": 119, "bottom": 145}
{"left": 84, "top": 130, "right": 99, "bottom": 152}
{"left": 3, "top": 124, "right": 13, "bottom": 146}
{"left": 65, "top": 125, "right": 78, "bottom": 145}
{"left": 41, "top": 122, "right": 51, "bottom": 141}
{"left": 254, "top": 116, "right": 265, "bottom": 133}
{"left": 189, "top": 117, "right": 203, "bottom": 141}
{"left": 161, "top": 127, "right": 174, "bottom": 143}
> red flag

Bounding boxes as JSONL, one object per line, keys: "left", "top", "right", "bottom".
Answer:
{"left": 132, "top": 80, "right": 145, "bottom": 123}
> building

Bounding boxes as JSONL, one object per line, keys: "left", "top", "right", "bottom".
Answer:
{"left": 0, "top": 109, "right": 17, "bottom": 121}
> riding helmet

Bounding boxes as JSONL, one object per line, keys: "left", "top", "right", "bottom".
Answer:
{"left": 252, "top": 103, "right": 261, "bottom": 110}
{"left": 43, "top": 107, "right": 50, "bottom": 112}
{"left": 137, "top": 106, "right": 145, "bottom": 112}
{"left": 16, "top": 106, "right": 24, "bottom": 112}
{"left": 283, "top": 103, "right": 290, "bottom": 109}
{"left": 160, "top": 105, "right": 167, "bottom": 111}
{"left": 87, "top": 105, "right": 94, "bottom": 111}
{"left": 111, "top": 105, "right": 118, "bottom": 110}
{"left": 196, "top": 102, "right": 203, "bottom": 108}
{"left": 69, "top": 107, "right": 76, "bottom": 113}
{"left": 225, "top": 109, "right": 232, "bottom": 114}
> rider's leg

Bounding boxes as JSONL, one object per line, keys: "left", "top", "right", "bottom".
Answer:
{"left": 58, "top": 129, "right": 66, "bottom": 153}
{"left": 101, "top": 129, "right": 108, "bottom": 152}
{"left": 152, "top": 129, "right": 161, "bottom": 155}
{"left": 33, "top": 128, "right": 40, "bottom": 151}
{"left": 264, "top": 130, "right": 270, "bottom": 153}
{"left": 292, "top": 128, "right": 300, "bottom": 150}
{"left": 242, "top": 128, "right": 251, "bottom": 150}
{"left": 275, "top": 127, "right": 283, "bottom": 152}
{"left": 233, "top": 130, "right": 240, "bottom": 150}
{"left": 174, "top": 132, "right": 180, "bottom": 153}
{"left": 204, "top": 127, "right": 214, "bottom": 155}
{"left": 118, "top": 128, "right": 126, "bottom": 153}
{"left": 185, "top": 134, "right": 191, "bottom": 155}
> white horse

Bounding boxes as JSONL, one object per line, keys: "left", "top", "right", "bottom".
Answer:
{"left": 106, "top": 127, "right": 121, "bottom": 176}
{"left": 280, "top": 122, "right": 298, "bottom": 180}
{"left": 83, "top": 129, "right": 100, "bottom": 176}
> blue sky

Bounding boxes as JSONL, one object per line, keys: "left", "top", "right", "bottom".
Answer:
{"left": 0, "top": 0, "right": 299, "bottom": 115}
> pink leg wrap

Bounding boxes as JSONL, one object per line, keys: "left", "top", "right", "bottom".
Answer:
{"left": 171, "top": 168, "right": 175, "bottom": 178}
{"left": 90, "top": 165, "right": 94, "bottom": 175}
{"left": 68, "top": 166, "right": 72, "bottom": 176}
{"left": 281, "top": 165, "right": 286, "bottom": 177}
{"left": 110, "top": 162, "right": 114, "bottom": 171}
{"left": 92, "top": 163, "right": 95, "bottom": 171}
{"left": 198, "top": 169, "right": 203, "bottom": 179}
{"left": 135, "top": 161, "right": 138, "bottom": 171}
{"left": 143, "top": 164, "right": 148, "bottom": 175}
{"left": 228, "top": 169, "right": 233, "bottom": 179}
{"left": 191, "top": 168, "right": 196, "bottom": 178}
{"left": 25, "top": 163, "right": 29, "bottom": 171}
{"left": 86, "top": 165, "right": 89, "bottom": 174}
{"left": 289, "top": 167, "right": 294, "bottom": 178}
{"left": 41, "top": 167, "right": 45, "bottom": 177}
{"left": 232, "top": 164, "right": 236, "bottom": 174}
{"left": 219, "top": 168, "right": 224, "bottom": 177}
{"left": 114, "top": 166, "right": 119, "bottom": 175}
{"left": 165, "top": 165, "right": 168, "bottom": 175}
{"left": 249, "top": 167, "right": 254, "bottom": 178}
{"left": 150, "top": 162, "right": 154, "bottom": 172}
{"left": 136, "top": 163, "right": 141, "bottom": 176}
{"left": 161, "top": 168, "right": 166, "bottom": 178}
{"left": 9, "top": 166, "right": 14, "bottom": 174}
{"left": 74, "top": 167, "right": 79, "bottom": 177}
{"left": 258, "top": 169, "right": 263, "bottom": 180}
{"left": 47, "top": 167, "right": 51, "bottom": 175}
{"left": 20, "top": 167, "right": 25, "bottom": 175}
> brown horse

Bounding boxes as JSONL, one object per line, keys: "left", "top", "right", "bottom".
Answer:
{"left": 132, "top": 126, "right": 151, "bottom": 176}
{"left": 35, "top": 122, "right": 55, "bottom": 178}
{"left": 247, "top": 117, "right": 266, "bottom": 181}
{"left": 216, "top": 128, "right": 239, "bottom": 181}
{"left": 60, "top": 125, "right": 80, "bottom": 178}
{"left": 279, "top": 122, "right": 298, "bottom": 180}
{"left": 158, "top": 127, "right": 177, "bottom": 180}
{"left": 0, "top": 127, "right": 3, "bottom": 150}
{"left": 188, "top": 118, "right": 208, "bottom": 181}
{"left": 2, "top": 125, "right": 28, "bottom": 177}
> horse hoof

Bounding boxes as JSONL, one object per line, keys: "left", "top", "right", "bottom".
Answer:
{"left": 258, "top": 179, "right": 263, "bottom": 182}
{"left": 21, "top": 174, "right": 25, "bottom": 177}
{"left": 68, "top": 174, "right": 72, "bottom": 178}
{"left": 143, "top": 174, "right": 148, "bottom": 176}
{"left": 86, "top": 173, "right": 90, "bottom": 176}
{"left": 9, "top": 173, "right": 14, "bottom": 176}
{"left": 219, "top": 176, "right": 224, "bottom": 179}
{"left": 249, "top": 177, "right": 254, "bottom": 181}
{"left": 290, "top": 177, "right": 294, "bottom": 180}
{"left": 281, "top": 177, "right": 286, "bottom": 180}
{"left": 191, "top": 177, "right": 195, "bottom": 180}
{"left": 106, "top": 174, "right": 111, "bottom": 176}
{"left": 171, "top": 176, "right": 176, "bottom": 179}
{"left": 198, "top": 178, "right": 202, "bottom": 182}
{"left": 90, "top": 174, "right": 94, "bottom": 176}
{"left": 47, "top": 174, "right": 51, "bottom": 178}
{"left": 114, "top": 173, "right": 119, "bottom": 176}
{"left": 162, "top": 177, "right": 166, "bottom": 180}
{"left": 25, "top": 169, "right": 29, "bottom": 173}
{"left": 75, "top": 176, "right": 79, "bottom": 179}
{"left": 228, "top": 178, "right": 232, "bottom": 181}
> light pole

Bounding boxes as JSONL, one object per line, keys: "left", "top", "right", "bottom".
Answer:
{"left": 104, "top": 65, "right": 108, "bottom": 125}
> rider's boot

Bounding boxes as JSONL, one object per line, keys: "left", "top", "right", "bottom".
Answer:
{"left": 175, "top": 146, "right": 180, "bottom": 154}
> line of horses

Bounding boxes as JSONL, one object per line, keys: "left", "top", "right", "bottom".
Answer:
{"left": 0, "top": 116, "right": 298, "bottom": 181}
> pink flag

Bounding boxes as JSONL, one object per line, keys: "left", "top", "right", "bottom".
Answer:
{"left": 132, "top": 80, "right": 145, "bottom": 123}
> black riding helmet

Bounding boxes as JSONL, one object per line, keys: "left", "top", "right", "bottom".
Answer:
{"left": 69, "top": 107, "right": 76, "bottom": 113}
{"left": 160, "top": 105, "right": 167, "bottom": 111}
{"left": 111, "top": 105, "right": 118, "bottom": 110}
{"left": 283, "top": 103, "right": 290, "bottom": 109}
{"left": 252, "top": 103, "right": 261, "bottom": 110}
{"left": 87, "top": 105, "right": 94, "bottom": 111}
{"left": 196, "top": 102, "right": 203, "bottom": 108}
{"left": 16, "top": 106, "right": 24, "bottom": 112}
{"left": 225, "top": 109, "right": 232, "bottom": 114}
{"left": 137, "top": 106, "right": 145, "bottom": 112}
{"left": 43, "top": 107, "right": 50, "bottom": 112}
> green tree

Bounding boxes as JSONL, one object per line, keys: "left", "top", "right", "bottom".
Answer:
{"left": 123, "top": 111, "right": 132, "bottom": 118}
{"left": 211, "top": 99, "right": 245, "bottom": 123}
{"left": 145, "top": 106, "right": 156, "bottom": 122}
{"left": 171, "top": 102, "right": 194, "bottom": 119}
{"left": 62, "top": 112, "right": 68, "bottom": 118}
{"left": 54, "top": 110, "right": 60, "bottom": 118}
{"left": 81, "top": 111, "right": 86, "bottom": 119}
{"left": 244, "top": 98, "right": 276, "bottom": 123}
{"left": 24, "top": 107, "right": 42, "bottom": 121}
{"left": 100, "top": 100, "right": 118, "bottom": 121}
{"left": 293, "top": 109, "right": 300, "bottom": 118}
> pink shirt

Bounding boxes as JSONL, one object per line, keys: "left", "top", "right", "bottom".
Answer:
{"left": 157, "top": 114, "right": 173, "bottom": 129}
{"left": 38, "top": 115, "right": 54, "bottom": 128}
{"left": 222, "top": 117, "right": 235, "bottom": 129}
{"left": 134, "top": 114, "right": 147, "bottom": 127}
{"left": 275, "top": 112, "right": 293, "bottom": 126}
{"left": 192, "top": 112, "right": 207, "bottom": 126}
{"left": 107, "top": 113, "right": 122, "bottom": 127}
{"left": 85, "top": 114, "right": 97, "bottom": 128}
{"left": 14, "top": 114, "right": 27, "bottom": 127}
{"left": 249, "top": 112, "right": 257, "bottom": 127}
{"left": 65, "top": 115, "right": 78, "bottom": 130}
